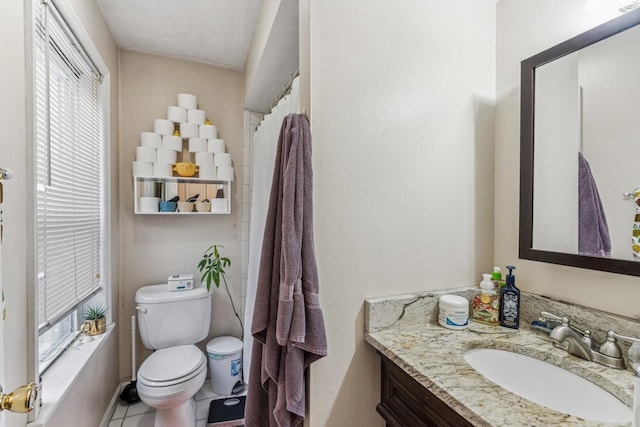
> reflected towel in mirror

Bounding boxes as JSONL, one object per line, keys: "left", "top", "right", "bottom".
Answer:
{"left": 578, "top": 152, "right": 611, "bottom": 257}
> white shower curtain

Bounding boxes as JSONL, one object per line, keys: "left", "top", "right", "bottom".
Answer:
{"left": 243, "top": 77, "right": 300, "bottom": 383}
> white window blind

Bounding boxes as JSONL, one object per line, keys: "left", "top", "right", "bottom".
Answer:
{"left": 33, "top": 0, "right": 104, "bottom": 332}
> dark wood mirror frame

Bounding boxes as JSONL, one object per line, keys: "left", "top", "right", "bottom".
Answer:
{"left": 520, "top": 7, "right": 640, "bottom": 277}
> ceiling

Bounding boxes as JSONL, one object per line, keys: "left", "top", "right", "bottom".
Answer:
{"left": 96, "top": 0, "right": 263, "bottom": 70}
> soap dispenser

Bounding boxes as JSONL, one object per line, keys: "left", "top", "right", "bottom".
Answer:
{"left": 491, "top": 266, "right": 505, "bottom": 290}
{"left": 499, "top": 265, "right": 520, "bottom": 329}
{"left": 472, "top": 274, "right": 499, "bottom": 325}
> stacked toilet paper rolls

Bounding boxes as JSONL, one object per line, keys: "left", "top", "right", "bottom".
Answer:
{"left": 136, "top": 146, "right": 156, "bottom": 163}
{"left": 180, "top": 122, "right": 199, "bottom": 139}
{"left": 154, "top": 119, "right": 174, "bottom": 136}
{"left": 132, "top": 161, "right": 153, "bottom": 176}
{"left": 162, "top": 135, "right": 182, "bottom": 152}
{"left": 167, "top": 106, "right": 187, "bottom": 123}
{"left": 195, "top": 151, "right": 214, "bottom": 166}
{"left": 187, "top": 109, "right": 206, "bottom": 125}
{"left": 199, "top": 125, "right": 218, "bottom": 139}
{"left": 216, "top": 166, "right": 234, "bottom": 181}
{"left": 153, "top": 163, "right": 173, "bottom": 177}
{"left": 141, "top": 132, "right": 162, "bottom": 149}
{"left": 156, "top": 148, "right": 177, "bottom": 164}
{"left": 132, "top": 92, "right": 235, "bottom": 184}
{"left": 208, "top": 138, "right": 225, "bottom": 153}
{"left": 198, "top": 164, "right": 216, "bottom": 179}
{"left": 214, "top": 153, "right": 231, "bottom": 167}
{"left": 177, "top": 93, "right": 197, "bottom": 110}
{"left": 189, "top": 138, "right": 207, "bottom": 153}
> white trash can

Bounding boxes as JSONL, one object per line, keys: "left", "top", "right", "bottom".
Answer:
{"left": 206, "top": 336, "right": 243, "bottom": 396}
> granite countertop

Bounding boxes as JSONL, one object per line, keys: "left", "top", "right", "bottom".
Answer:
{"left": 364, "top": 288, "right": 637, "bottom": 427}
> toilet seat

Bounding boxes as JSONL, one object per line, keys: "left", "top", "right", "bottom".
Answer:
{"left": 138, "top": 344, "right": 206, "bottom": 387}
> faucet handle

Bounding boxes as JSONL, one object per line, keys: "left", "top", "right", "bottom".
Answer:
{"left": 607, "top": 331, "right": 640, "bottom": 374}
{"left": 598, "top": 331, "right": 624, "bottom": 359}
{"left": 540, "top": 311, "right": 570, "bottom": 326}
{"left": 608, "top": 330, "right": 640, "bottom": 344}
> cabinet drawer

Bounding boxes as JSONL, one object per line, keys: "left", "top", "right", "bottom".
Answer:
{"left": 377, "top": 354, "right": 473, "bottom": 427}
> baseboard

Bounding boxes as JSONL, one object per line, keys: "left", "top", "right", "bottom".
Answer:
{"left": 99, "top": 383, "right": 124, "bottom": 427}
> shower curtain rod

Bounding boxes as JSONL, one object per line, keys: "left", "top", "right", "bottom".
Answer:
{"left": 270, "top": 69, "right": 300, "bottom": 111}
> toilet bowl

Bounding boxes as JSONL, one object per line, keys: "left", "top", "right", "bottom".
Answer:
{"left": 134, "top": 284, "right": 213, "bottom": 427}
{"left": 137, "top": 345, "right": 207, "bottom": 426}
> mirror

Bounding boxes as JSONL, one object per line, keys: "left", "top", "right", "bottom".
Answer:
{"left": 520, "top": 7, "right": 640, "bottom": 276}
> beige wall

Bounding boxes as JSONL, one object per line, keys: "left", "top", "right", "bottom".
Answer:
{"left": 1, "top": 0, "right": 119, "bottom": 426}
{"left": 118, "top": 51, "right": 244, "bottom": 379}
{"left": 307, "top": 0, "right": 496, "bottom": 425}
{"left": 495, "top": 0, "right": 640, "bottom": 318}
{"left": 43, "top": 333, "right": 118, "bottom": 427}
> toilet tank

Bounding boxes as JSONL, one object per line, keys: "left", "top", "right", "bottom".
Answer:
{"left": 135, "top": 284, "right": 212, "bottom": 350}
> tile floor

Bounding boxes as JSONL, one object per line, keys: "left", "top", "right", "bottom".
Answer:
{"left": 108, "top": 379, "right": 243, "bottom": 427}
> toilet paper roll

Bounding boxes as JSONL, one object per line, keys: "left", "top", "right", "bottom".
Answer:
{"left": 214, "top": 152, "right": 232, "bottom": 167}
{"left": 207, "top": 138, "right": 226, "bottom": 154}
{"left": 188, "top": 137, "right": 208, "bottom": 153}
{"left": 177, "top": 93, "right": 197, "bottom": 110}
{"left": 154, "top": 119, "right": 175, "bottom": 136}
{"left": 216, "top": 166, "right": 234, "bottom": 181}
{"left": 167, "top": 106, "right": 187, "bottom": 124}
{"left": 199, "top": 124, "right": 218, "bottom": 139}
{"left": 195, "top": 151, "right": 214, "bottom": 166}
{"left": 139, "top": 197, "right": 160, "bottom": 213}
{"left": 140, "top": 132, "right": 162, "bottom": 149}
{"left": 187, "top": 109, "right": 206, "bottom": 125}
{"left": 132, "top": 161, "right": 153, "bottom": 177}
{"left": 180, "top": 122, "right": 199, "bottom": 139}
{"left": 136, "top": 146, "right": 156, "bottom": 163}
{"left": 156, "top": 148, "right": 177, "bottom": 164}
{"left": 211, "top": 198, "right": 228, "bottom": 214}
{"left": 153, "top": 163, "right": 173, "bottom": 178}
{"left": 198, "top": 164, "right": 217, "bottom": 180}
{"left": 162, "top": 135, "right": 183, "bottom": 152}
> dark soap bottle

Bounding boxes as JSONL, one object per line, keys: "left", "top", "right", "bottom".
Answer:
{"left": 499, "top": 265, "right": 520, "bottom": 329}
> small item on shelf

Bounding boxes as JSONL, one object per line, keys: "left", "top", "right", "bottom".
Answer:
{"left": 186, "top": 194, "right": 199, "bottom": 203}
{"left": 159, "top": 201, "right": 177, "bottom": 212}
{"left": 173, "top": 162, "right": 198, "bottom": 177}
{"left": 195, "top": 200, "right": 211, "bottom": 213}
{"left": 216, "top": 186, "right": 224, "bottom": 199}
{"left": 177, "top": 201, "right": 194, "bottom": 212}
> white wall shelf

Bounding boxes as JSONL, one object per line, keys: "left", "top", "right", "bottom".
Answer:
{"left": 133, "top": 175, "right": 231, "bottom": 215}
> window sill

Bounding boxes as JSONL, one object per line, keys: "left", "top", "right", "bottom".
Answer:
{"left": 28, "top": 323, "right": 115, "bottom": 427}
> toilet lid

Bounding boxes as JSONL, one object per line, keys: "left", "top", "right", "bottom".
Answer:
{"left": 138, "top": 345, "right": 205, "bottom": 385}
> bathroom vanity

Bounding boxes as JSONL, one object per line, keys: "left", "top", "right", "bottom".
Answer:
{"left": 365, "top": 288, "right": 639, "bottom": 426}
{"left": 377, "top": 352, "right": 473, "bottom": 426}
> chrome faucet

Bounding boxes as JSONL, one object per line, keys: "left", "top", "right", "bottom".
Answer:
{"left": 541, "top": 312, "right": 626, "bottom": 370}
{"left": 548, "top": 323, "right": 594, "bottom": 361}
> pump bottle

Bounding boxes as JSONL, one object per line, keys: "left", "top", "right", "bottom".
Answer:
{"left": 472, "top": 274, "right": 499, "bottom": 325}
{"left": 499, "top": 265, "right": 520, "bottom": 329}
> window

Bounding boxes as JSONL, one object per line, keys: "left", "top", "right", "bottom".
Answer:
{"left": 33, "top": 0, "right": 107, "bottom": 372}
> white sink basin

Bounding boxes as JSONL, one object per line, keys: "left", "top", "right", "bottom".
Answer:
{"left": 463, "top": 348, "right": 631, "bottom": 423}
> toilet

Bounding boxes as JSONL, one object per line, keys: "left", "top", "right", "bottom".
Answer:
{"left": 135, "top": 284, "right": 212, "bottom": 427}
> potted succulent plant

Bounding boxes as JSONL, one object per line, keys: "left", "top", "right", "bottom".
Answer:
{"left": 197, "top": 244, "right": 244, "bottom": 335}
{"left": 82, "top": 304, "right": 107, "bottom": 335}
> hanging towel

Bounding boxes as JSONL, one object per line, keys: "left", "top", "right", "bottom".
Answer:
{"left": 578, "top": 152, "right": 611, "bottom": 257}
{"left": 245, "top": 113, "right": 327, "bottom": 427}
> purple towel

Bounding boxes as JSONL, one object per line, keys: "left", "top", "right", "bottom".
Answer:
{"left": 245, "top": 114, "right": 327, "bottom": 427}
{"left": 578, "top": 152, "right": 611, "bottom": 257}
